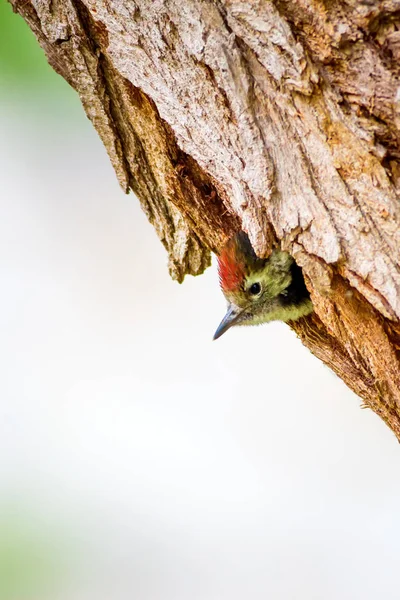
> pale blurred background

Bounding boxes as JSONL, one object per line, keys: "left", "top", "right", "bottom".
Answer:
{"left": 1, "top": 4, "right": 400, "bottom": 599}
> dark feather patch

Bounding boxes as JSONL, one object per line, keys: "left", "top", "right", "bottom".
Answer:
{"left": 279, "top": 261, "right": 310, "bottom": 306}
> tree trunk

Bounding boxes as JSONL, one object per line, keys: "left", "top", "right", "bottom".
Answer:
{"left": 9, "top": 0, "right": 400, "bottom": 438}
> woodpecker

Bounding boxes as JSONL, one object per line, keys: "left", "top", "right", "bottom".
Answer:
{"left": 213, "top": 231, "right": 313, "bottom": 340}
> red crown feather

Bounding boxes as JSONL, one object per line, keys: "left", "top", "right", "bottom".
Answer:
{"left": 217, "top": 238, "right": 245, "bottom": 292}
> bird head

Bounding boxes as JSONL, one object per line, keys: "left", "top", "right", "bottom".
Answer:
{"left": 213, "top": 231, "right": 313, "bottom": 340}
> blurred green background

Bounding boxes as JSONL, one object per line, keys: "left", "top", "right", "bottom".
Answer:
{"left": 1, "top": 2, "right": 59, "bottom": 86}
{"left": 1, "top": 2, "right": 48, "bottom": 81}
{"left": 0, "top": 1, "right": 81, "bottom": 124}
{"left": 0, "top": 6, "right": 74, "bottom": 599}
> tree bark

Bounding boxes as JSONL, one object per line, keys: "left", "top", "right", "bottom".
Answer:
{"left": 9, "top": 0, "right": 400, "bottom": 438}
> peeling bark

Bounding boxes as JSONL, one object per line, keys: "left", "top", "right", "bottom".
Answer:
{"left": 9, "top": 0, "right": 400, "bottom": 438}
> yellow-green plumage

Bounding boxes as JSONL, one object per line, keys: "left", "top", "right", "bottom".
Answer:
{"left": 214, "top": 232, "right": 313, "bottom": 339}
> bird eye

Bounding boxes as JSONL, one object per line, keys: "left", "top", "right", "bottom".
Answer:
{"left": 249, "top": 282, "right": 261, "bottom": 295}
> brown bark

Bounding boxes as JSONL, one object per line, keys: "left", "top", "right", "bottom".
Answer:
{"left": 9, "top": 0, "right": 400, "bottom": 438}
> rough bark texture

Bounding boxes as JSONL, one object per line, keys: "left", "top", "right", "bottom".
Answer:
{"left": 9, "top": 0, "right": 400, "bottom": 437}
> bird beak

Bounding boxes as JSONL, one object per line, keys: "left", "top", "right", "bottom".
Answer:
{"left": 213, "top": 304, "right": 243, "bottom": 340}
